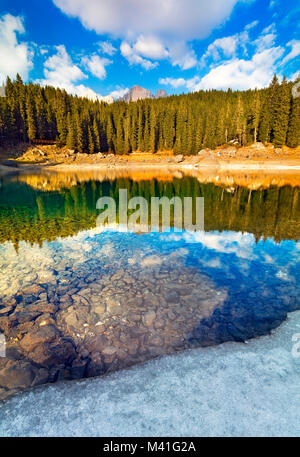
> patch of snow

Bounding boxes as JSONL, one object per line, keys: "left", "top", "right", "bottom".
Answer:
{"left": 0, "top": 312, "right": 300, "bottom": 437}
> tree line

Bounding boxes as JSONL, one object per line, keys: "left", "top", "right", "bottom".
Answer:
{"left": 0, "top": 74, "right": 299, "bottom": 154}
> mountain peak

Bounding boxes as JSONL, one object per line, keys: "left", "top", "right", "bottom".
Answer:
{"left": 121, "top": 86, "right": 168, "bottom": 102}
{"left": 155, "top": 89, "right": 168, "bottom": 99}
{"left": 123, "top": 86, "right": 153, "bottom": 102}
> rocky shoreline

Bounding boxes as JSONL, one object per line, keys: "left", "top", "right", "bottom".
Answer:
{"left": 1, "top": 142, "right": 300, "bottom": 176}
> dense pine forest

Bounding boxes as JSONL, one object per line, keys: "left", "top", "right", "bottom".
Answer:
{"left": 0, "top": 74, "right": 299, "bottom": 155}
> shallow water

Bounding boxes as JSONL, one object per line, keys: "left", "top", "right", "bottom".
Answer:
{"left": 0, "top": 171, "right": 299, "bottom": 400}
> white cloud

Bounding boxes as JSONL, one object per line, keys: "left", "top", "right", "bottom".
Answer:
{"left": 245, "top": 20, "right": 259, "bottom": 30}
{"left": 281, "top": 40, "right": 300, "bottom": 65}
{"left": 97, "top": 41, "right": 117, "bottom": 56}
{"left": 168, "top": 41, "right": 197, "bottom": 69}
{"left": 0, "top": 14, "right": 33, "bottom": 84}
{"left": 38, "top": 45, "right": 86, "bottom": 87}
{"left": 108, "top": 87, "right": 130, "bottom": 100}
{"left": 288, "top": 71, "right": 300, "bottom": 82}
{"left": 82, "top": 54, "right": 112, "bottom": 79}
{"left": 37, "top": 45, "right": 124, "bottom": 102}
{"left": 161, "top": 46, "right": 284, "bottom": 91}
{"left": 159, "top": 77, "right": 187, "bottom": 89}
{"left": 120, "top": 41, "right": 158, "bottom": 70}
{"left": 53, "top": 0, "right": 242, "bottom": 41}
{"left": 200, "top": 25, "right": 253, "bottom": 67}
{"left": 253, "top": 24, "right": 277, "bottom": 52}
{"left": 134, "top": 35, "right": 169, "bottom": 60}
{"left": 53, "top": 0, "right": 244, "bottom": 71}
{"left": 37, "top": 45, "right": 107, "bottom": 101}
{"left": 201, "top": 36, "right": 239, "bottom": 64}
{"left": 196, "top": 47, "right": 284, "bottom": 90}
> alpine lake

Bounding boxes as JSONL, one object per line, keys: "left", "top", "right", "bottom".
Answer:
{"left": 0, "top": 167, "right": 299, "bottom": 401}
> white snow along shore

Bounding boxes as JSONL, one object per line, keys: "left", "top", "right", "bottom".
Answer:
{"left": 0, "top": 311, "right": 300, "bottom": 437}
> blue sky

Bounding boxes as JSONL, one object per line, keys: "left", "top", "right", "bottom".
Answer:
{"left": 0, "top": 0, "right": 299, "bottom": 101}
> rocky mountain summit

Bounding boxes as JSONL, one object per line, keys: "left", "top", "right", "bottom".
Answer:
{"left": 122, "top": 85, "right": 168, "bottom": 102}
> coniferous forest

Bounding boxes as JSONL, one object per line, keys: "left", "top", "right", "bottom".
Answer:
{"left": 0, "top": 74, "right": 299, "bottom": 155}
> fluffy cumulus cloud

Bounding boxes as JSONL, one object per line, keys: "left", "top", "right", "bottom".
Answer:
{"left": 108, "top": 87, "right": 130, "bottom": 100}
{"left": 195, "top": 47, "right": 284, "bottom": 90}
{"left": 53, "top": 0, "right": 240, "bottom": 40}
{"left": 37, "top": 45, "right": 123, "bottom": 102}
{"left": 37, "top": 45, "right": 105, "bottom": 100}
{"left": 281, "top": 40, "right": 300, "bottom": 65}
{"left": 120, "top": 41, "right": 158, "bottom": 70}
{"left": 53, "top": 0, "right": 242, "bottom": 70}
{"left": 82, "top": 55, "right": 112, "bottom": 79}
{"left": 97, "top": 41, "right": 117, "bottom": 56}
{"left": 160, "top": 19, "right": 300, "bottom": 92}
{"left": 161, "top": 46, "right": 284, "bottom": 91}
{"left": 199, "top": 21, "right": 260, "bottom": 67}
{"left": 134, "top": 35, "right": 169, "bottom": 60}
{"left": 253, "top": 23, "right": 277, "bottom": 52}
{"left": 0, "top": 14, "right": 33, "bottom": 84}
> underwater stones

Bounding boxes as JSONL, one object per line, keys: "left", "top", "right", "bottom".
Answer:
{"left": 4, "top": 345, "right": 23, "bottom": 361}
{"left": 9, "top": 309, "right": 42, "bottom": 325}
{"left": 0, "top": 361, "right": 35, "bottom": 389}
{"left": 86, "top": 352, "right": 104, "bottom": 377}
{"left": 22, "top": 284, "right": 44, "bottom": 296}
{"left": 37, "top": 316, "right": 56, "bottom": 327}
{"left": 29, "top": 338, "right": 76, "bottom": 368}
{"left": 147, "top": 333, "right": 164, "bottom": 347}
{"left": 102, "top": 346, "right": 118, "bottom": 356}
{"left": 85, "top": 334, "right": 108, "bottom": 353}
{"left": 127, "top": 297, "right": 143, "bottom": 307}
{"left": 167, "top": 310, "right": 176, "bottom": 320}
{"left": 70, "top": 359, "right": 87, "bottom": 379}
{"left": 94, "top": 304, "right": 106, "bottom": 316}
{"left": 164, "top": 290, "right": 179, "bottom": 304}
{"left": 127, "top": 339, "right": 139, "bottom": 356}
{"left": 14, "top": 321, "right": 35, "bottom": 335}
{"left": 0, "top": 316, "right": 12, "bottom": 332}
{"left": 77, "top": 287, "right": 92, "bottom": 297}
{"left": 111, "top": 270, "right": 125, "bottom": 281}
{"left": 64, "top": 308, "right": 79, "bottom": 329}
{"left": 0, "top": 306, "right": 14, "bottom": 315}
{"left": 143, "top": 293, "right": 160, "bottom": 307}
{"left": 37, "top": 271, "right": 56, "bottom": 283}
{"left": 106, "top": 296, "right": 121, "bottom": 314}
{"left": 153, "top": 319, "right": 165, "bottom": 330}
{"left": 72, "top": 294, "right": 90, "bottom": 307}
{"left": 19, "top": 325, "right": 59, "bottom": 352}
{"left": 142, "top": 310, "right": 156, "bottom": 328}
{"left": 27, "top": 302, "right": 57, "bottom": 315}
{"left": 176, "top": 286, "right": 192, "bottom": 296}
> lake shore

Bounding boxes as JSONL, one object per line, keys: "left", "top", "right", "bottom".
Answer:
{"left": 1, "top": 142, "right": 300, "bottom": 176}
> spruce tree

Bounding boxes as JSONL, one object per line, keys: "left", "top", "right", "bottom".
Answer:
{"left": 88, "top": 126, "right": 95, "bottom": 154}
{"left": 272, "top": 77, "right": 291, "bottom": 147}
{"left": 287, "top": 78, "right": 300, "bottom": 147}
{"left": 66, "top": 112, "right": 76, "bottom": 150}
{"left": 92, "top": 117, "right": 101, "bottom": 152}
{"left": 26, "top": 94, "right": 36, "bottom": 142}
